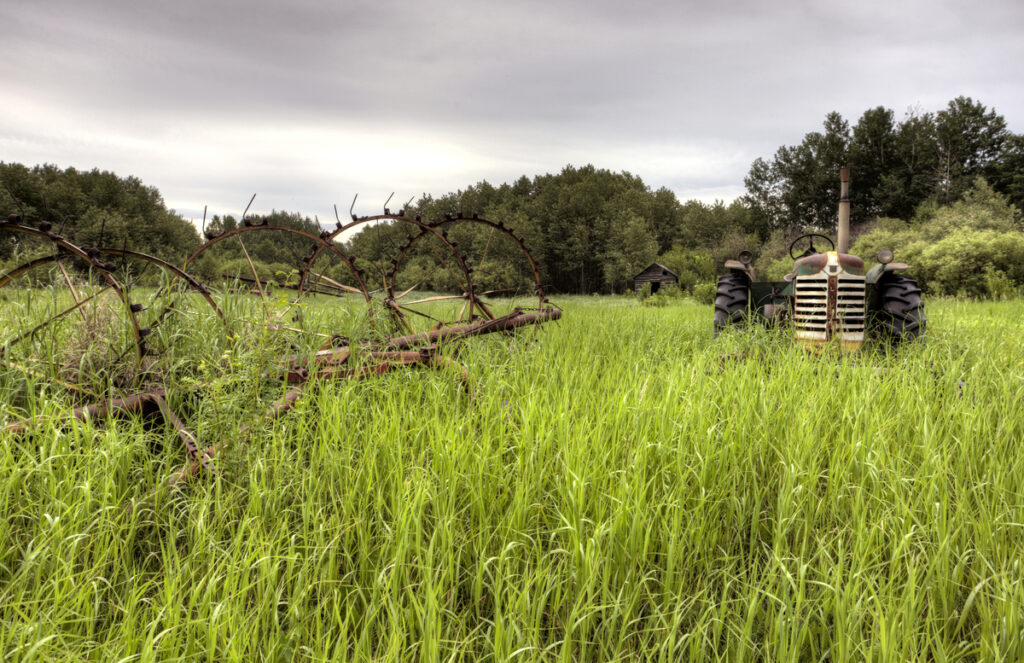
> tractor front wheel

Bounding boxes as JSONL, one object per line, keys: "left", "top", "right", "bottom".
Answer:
{"left": 713, "top": 272, "right": 750, "bottom": 337}
{"left": 873, "top": 273, "right": 925, "bottom": 342}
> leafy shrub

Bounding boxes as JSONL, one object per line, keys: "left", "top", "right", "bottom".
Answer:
{"left": 657, "top": 247, "right": 716, "bottom": 292}
{"left": 692, "top": 281, "right": 717, "bottom": 304}
{"left": 914, "top": 229, "right": 1024, "bottom": 297}
{"left": 641, "top": 284, "right": 684, "bottom": 307}
{"left": 219, "top": 258, "right": 295, "bottom": 285}
{"left": 851, "top": 178, "right": 1024, "bottom": 298}
{"left": 984, "top": 267, "right": 1018, "bottom": 300}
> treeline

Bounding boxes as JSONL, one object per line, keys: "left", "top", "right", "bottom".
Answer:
{"left": 0, "top": 163, "right": 329, "bottom": 286}
{"left": 0, "top": 162, "right": 200, "bottom": 263}
{"left": 2, "top": 94, "right": 1023, "bottom": 298}
{"left": 355, "top": 96, "right": 1024, "bottom": 296}
{"left": 744, "top": 96, "right": 1023, "bottom": 232}
{"left": 384, "top": 167, "right": 759, "bottom": 294}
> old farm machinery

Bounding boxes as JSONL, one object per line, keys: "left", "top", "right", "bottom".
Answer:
{"left": 0, "top": 196, "right": 559, "bottom": 484}
{"left": 714, "top": 169, "right": 925, "bottom": 349}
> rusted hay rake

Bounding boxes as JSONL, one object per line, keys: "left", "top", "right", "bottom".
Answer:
{"left": 0, "top": 216, "right": 223, "bottom": 380}
{"left": 1, "top": 199, "right": 560, "bottom": 486}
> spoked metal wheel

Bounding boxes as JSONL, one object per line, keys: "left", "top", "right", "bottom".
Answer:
{"left": 299, "top": 207, "right": 477, "bottom": 337}
{"left": 392, "top": 214, "right": 551, "bottom": 325}
{"left": 183, "top": 223, "right": 374, "bottom": 351}
{"left": 0, "top": 223, "right": 144, "bottom": 393}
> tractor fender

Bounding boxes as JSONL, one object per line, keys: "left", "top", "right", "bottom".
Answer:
{"left": 724, "top": 259, "right": 755, "bottom": 280}
{"left": 866, "top": 262, "right": 909, "bottom": 284}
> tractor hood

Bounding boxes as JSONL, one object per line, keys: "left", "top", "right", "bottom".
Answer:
{"left": 793, "top": 252, "right": 864, "bottom": 276}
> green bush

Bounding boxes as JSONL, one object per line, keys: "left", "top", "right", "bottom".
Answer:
{"left": 915, "top": 229, "right": 1024, "bottom": 297}
{"left": 691, "top": 281, "right": 717, "bottom": 305}
{"left": 984, "top": 267, "right": 1018, "bottom": 300}
{"left": 640, "top": 283, "right": 684, "bottom": 307}
{"left": 656, "top": 247, "right": 716, "bottom": 293}
{"left": 851, "top": 178, "right": 1024, "bottom": 299}
{"left": 219, "top": 258, "right": 295, "bottom": 285}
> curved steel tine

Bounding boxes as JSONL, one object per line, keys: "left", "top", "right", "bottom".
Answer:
{"left": 1, "top": 182, "right": 25, "bottom": 219}
{"left": 241, "top": 193, "right": 257, "bottom": 222}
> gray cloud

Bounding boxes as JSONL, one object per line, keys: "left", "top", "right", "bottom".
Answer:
{"left": 2, "top": 0, "right": 1023, "bottom": 219}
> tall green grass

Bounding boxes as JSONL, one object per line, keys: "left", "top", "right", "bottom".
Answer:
{"left": 1, "top": 296, "right": 1023, "bottom": 661}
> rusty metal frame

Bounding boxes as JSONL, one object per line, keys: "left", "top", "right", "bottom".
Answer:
{"left": 183, "top": 224, "right": 373, "bottom": 306}
{"left": 1, "top": 225, "right": 229, "bottom": 372}
{"left": 387, "top": 214, "right": 548, "bottom": 321}
{"left": 295, "top": 203, "right": 479, "bottom": 334}
{"left": 1, "top": 200, "right": 563, "bottom": 489}
{"left": 0, "top": 223, "right": 144, "bottom": 363}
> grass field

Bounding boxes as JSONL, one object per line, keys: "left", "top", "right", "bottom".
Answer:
{"left": 1, "top": 295, "right": 1023, "bottom": 661}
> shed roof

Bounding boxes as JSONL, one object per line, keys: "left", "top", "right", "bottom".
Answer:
{"left": 632, "top": 262, "right": 679, "bottom": 280}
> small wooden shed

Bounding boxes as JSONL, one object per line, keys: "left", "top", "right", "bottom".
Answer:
{"left": 633, "top": 262, "right": 679, "bottom": 295}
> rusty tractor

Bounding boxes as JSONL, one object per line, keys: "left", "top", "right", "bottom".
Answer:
{"left": 714, "top": 169, "right": 925, "bottom": 350}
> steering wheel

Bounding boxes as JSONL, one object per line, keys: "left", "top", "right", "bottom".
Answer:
{"left": 788, "top": 234, "right": 835, "bottom": 260}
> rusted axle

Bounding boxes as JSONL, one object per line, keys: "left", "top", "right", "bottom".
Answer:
{"left": 4, "top": 390, "right": 165, "bottom": 435}
{"left": 384, "top": 307, "right": 562, "bottom": 350}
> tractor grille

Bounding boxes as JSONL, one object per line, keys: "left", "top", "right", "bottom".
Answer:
{"left": 794, "top": 272, "right": 865, "bottom": 343}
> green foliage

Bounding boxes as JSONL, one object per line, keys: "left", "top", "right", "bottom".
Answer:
{"left": 691, "top": 281, "right": 717, "bottom": 304}
{"left": 349, "top": 165, "right": 761, "bottom": 295}
{"left": 640, "top": 283, "right": 684, "bottom": 306}
{"left": 852, "top": 178, "right": 1024, "bottom": 298}
{"left": 601, "top": 212, "right": 659, "bottom": 293}
{"left": 219, "top": 257, "right": 296, "bottom": 285}
{"left": 916, "top": 229, "right": 1024, "bottom": 298}
{"left": 0, "top": 162, "right": 201, "bottom": 263}
{"left": 657, "top": 246, "right": 715, "bottom": 293}
{"left": 6, "top": 137, "right": 1024, "bottom": 303}
{"left": 984, "top": 267, "right": 1017, "bottom": 300}
{"left": 195, "top": 211, "right": 325, "bottom": 280}
{"left": 743, "top": 111, "right": 851, "bottom": 232}
{"left": 744, "top": 96, "right": 1024, "bottom": 230}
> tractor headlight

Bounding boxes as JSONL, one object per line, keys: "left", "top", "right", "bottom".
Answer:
{"left": 877, "top": 248, "right": 894, "bottom": 265}
{"left": 738, "top": 250, "right": 753, "bottom": 265}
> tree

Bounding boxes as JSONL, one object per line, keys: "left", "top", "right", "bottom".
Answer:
{"left": 0, "top": 162, "right": 202, "bottom": 264}
{"left": 743, "top": 98, "right": 1019, "bottom": 228}
{"left": 742, "top": 112, "right": 850, "bottom": 232}
{"left": 988, "top": 133, "right": 1024, "bottom": 214}
{"left": 934, "top": 96, "right": 1008, "bottom": 202}
{"left": 601, "top": 212, "right": 658, "bottom": 293}
{"left": 849, "top": 106, "right": 897, "bottom": 219}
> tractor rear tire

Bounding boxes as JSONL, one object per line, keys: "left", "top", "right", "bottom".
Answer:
{"left": 713, "top": 272, "right": 750, "bottom": 337}
{"left": 873, "top": 273, "right": 925, "bottom": 342}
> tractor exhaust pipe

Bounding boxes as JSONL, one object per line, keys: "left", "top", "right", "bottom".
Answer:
{"left": 837, "top": 168, "right": 850, "bottom": 254}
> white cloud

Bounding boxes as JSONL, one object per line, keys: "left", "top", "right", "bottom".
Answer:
{"left": 2, "top": 0, "right": 1023, "bottom": 216}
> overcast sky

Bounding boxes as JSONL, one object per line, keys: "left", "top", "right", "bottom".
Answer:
{"left": 2, "top": 0, "right": 1023, "bottom": 222}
